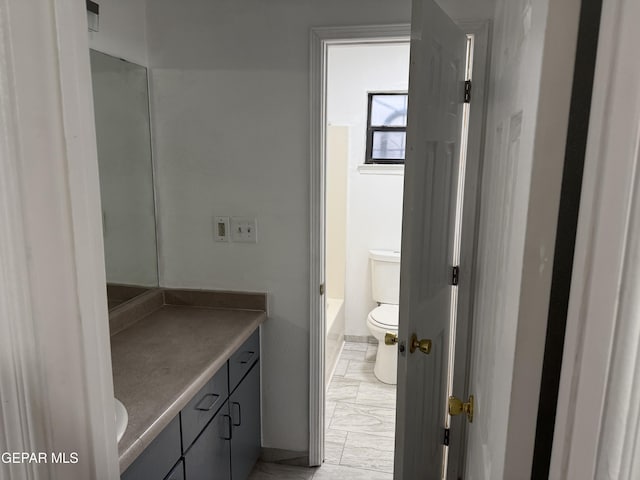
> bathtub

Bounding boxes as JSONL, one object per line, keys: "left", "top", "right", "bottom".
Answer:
{"left": 325, "top": 297, "right": 345, "bottom": 385}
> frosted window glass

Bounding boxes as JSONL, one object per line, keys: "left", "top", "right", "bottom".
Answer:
{"left": 372, "top": 131, "right": 406, "bottom": 159}
{"left": 371, "top": 94, "right": 408, "bottom": 127}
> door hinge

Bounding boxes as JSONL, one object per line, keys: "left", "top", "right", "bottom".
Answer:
{"left": 464, "top": 80, "right": 472, "bottom": 103}
{"left": 451, "top": 266, "right": 459, "bottom": 286}
{"left": 443, "top": 428, "right": 450, "bottom": 446}
{"left": 319, "top": 283, "right": 325, "bottom": 295}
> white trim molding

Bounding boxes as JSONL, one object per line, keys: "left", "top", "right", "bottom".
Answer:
{"left": 356, "top": 164, "right": 405, "bottom": 175}
{"left": 0, "top": 0, "right": 118, "bottom": 478}
{"left": 550, "top": 0, "right": 640, "bottom": 478}
{"left": 308, "top": 23, "right": 411, "bottom": 467}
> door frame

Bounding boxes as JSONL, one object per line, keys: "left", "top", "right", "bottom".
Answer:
{"left": 0, "top": 0, "right": 119, "bottom": 478}
{"left": 549, "top": 0, "right": 640, "bottom": 477}
{"left": 308, "top": 21, "right": 490, "bottom": 469}
{"left": 309, "top": 24, "right": 412, "bottom": 467}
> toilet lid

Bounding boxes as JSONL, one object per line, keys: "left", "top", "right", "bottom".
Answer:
{"left": 370, "top": 304, "right": 399, "bottom": 328}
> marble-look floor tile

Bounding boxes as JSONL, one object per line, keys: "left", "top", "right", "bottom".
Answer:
{"left": 344, "top": 360, "right": 377, "bottom": 383}
{"left": 324, "top": 429, "right": 347, "bottom": 465}
{"left": 325, "top": 400, "right": 337, "bottom": 423}
{"left": 339, "top": 348, "right": 367, "bottom": 361}
{"left": 365, "top": 343, "right": 378, "bottom": 362}
{"left": 355, "top": 381, "right": 397, "bottom": 409}
{"left": 329, "top": 402, "right": 395, "bottom": 437}
{"left": 326, "top": 428, "right": 348, "bottom": 444}
{"left": 343, "top": 342, "right": 368, "bottom": 352}
{"left": 340, "top": 431, "right": 395, "bottom": 473}
{"left": 332, "top": 358, "right": 349, "bottom": 377}
{"left": 326, "top": 377, "right": 360, "bottom": 403}
{"left": 249, "top": 461, "right": 315, "bottom": 479}
{"left": 324, "top": 440, "right": 344, "bottom": 465}
{"left": 312, "top": 463, "right": 393, "bottom": 479}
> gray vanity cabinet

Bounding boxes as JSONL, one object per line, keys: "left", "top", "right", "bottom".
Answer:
{"left": 121, "top": 328, "right": 261, "bottom": 480}
{"left": 121, "top": 415, "right": 182, "bottom": 480}
{"left": 183, "top": 401, "right": 232, "bottom": 480}
{"left": 181, "top": 367, "right": 229, "bottom": 452}
{"left": 165, "top": 460, "right": 185, "bottom": 480}
{"left": 229, "top": 363, "right": 261, "bottom": 480}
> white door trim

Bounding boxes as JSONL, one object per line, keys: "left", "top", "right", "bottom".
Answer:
{"left": 550, "top": 0, "right": 640, "bottom": 477}
{"left": 309, "top": 24, "right": 411, "bottom": 466}
{"left": 0, "top": 1, "right": 118, "bottom": 478}
{"left": 447, "top": 20, "right": 491, "bottom": 479}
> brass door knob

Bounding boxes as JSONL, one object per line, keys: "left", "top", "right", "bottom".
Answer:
{"left": 449, "top": 394, "right": 474, "bottom": 423}
{"left": 384, "top": 333, "right": 398, "bottom": 345}
{"left": 409, "top": 333, "right": 432, "bottom": 354}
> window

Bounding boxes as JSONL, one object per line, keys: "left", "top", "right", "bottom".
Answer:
{"left": 365, "top": 93, "right": 408, "bottom": 164}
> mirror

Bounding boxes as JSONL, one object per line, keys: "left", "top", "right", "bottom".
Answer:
{"left": 89, "top": 50, "right": 158, "bottom": 309}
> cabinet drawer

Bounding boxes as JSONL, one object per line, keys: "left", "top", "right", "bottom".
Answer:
{"left": 121, "top": 415, "right": 181, "bottom": 480}
{"left": 181, "top": 366, "right": 228, "bottom": 452}
{"left": 229, "top": 329, "right": 260, "bottom": 393}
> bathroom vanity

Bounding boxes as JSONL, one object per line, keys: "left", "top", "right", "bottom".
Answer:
{"left": 89, "top": 50, "right": 266, "bottom": 479}
{"left": 111, "top": 288, "right": 266, "bottom": 480}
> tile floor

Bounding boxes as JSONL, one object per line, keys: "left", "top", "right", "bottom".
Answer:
{"left": 249, "top": 341, "right": 396, "bottom": 479}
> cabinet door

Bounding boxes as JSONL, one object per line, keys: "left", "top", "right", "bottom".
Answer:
{"left": 230, "top": 362, "right": 261, "bottom": 480}
{"left": 164, "top": 460, "right": 184, "bottom": 480}
{"left": 184, "top": 401, "right": 231, "bottom": 480}
{"left": 121, "top": 415, "right": 181, "bottom": 480}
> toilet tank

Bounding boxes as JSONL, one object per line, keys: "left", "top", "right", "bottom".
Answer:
{"left": 369, "top": 249, "right": 401, "bottom": 305}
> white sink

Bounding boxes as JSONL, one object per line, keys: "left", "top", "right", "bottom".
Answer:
{"left": 115, "top": 398, "right": 128, "bottom": 443}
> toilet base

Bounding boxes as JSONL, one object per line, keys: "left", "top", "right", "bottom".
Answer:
{"left": 367, "top": 315, "right": 398, "bottom": 385}
{"left": 373, "top": 340, "right": 398, "bottom": 385}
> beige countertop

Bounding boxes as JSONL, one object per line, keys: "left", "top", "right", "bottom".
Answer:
{"left": 111, "top": 303, "right": 266, "bottom": 473}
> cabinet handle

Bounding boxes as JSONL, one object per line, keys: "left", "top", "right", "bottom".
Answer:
{"left": 222, "top": 414, "right": 232, "bottom": 440}
{"left": 232, "top": 401, "right": 242, "bottom": 427}
{"left": 239, "top": 351, "right": 255, "bottom": 365}
{"left": 194, "top": 393, "right": 220, "bottom": 411}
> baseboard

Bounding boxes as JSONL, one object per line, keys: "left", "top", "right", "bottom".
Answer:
{"left": 260, "top": 447, "right": 310, "bottom": 467}
{"left": 344, "top": 334, "right": 377, "bottom": 344}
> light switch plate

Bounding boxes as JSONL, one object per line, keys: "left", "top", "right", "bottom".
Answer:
{"left": 214, "top": 216, "right": 230, "bottom": 242}
{"left": 230, "top": 217, "right": 258, "bottom": 243}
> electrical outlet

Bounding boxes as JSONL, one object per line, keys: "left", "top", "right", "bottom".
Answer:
{"left": 230, "top": 217, "right": 258, "bottom": 243}
{"left": 214, "top": 216, "right": 230, "bottom": 242}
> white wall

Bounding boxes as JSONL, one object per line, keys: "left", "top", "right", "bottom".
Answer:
{"left": 326, "top": 43, "right": 409, "bottom": 338}
{"left": 145, "top": 0, "right": 413, "bottom": 456}
{"left": 88, "top": 0, "right": 148, "bottom": 66}
{"left": 465, "top": 0, "right": 580, "bottom": 477}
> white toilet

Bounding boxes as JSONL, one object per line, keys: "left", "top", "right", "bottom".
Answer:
{"left": 367, "top": 249, "right": 400, "bottom": 385}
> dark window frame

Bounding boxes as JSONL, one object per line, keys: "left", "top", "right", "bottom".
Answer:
{"left": 365, "top": 92, "right": 408, "bottom": 164}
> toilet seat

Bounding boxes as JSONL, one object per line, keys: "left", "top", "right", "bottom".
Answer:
{"left": 368, "top": 304, "right": 399, "bottom": 328}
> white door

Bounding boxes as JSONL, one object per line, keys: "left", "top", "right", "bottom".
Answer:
{"left": 394, "top": 0, "right": 468, "bottom": 478}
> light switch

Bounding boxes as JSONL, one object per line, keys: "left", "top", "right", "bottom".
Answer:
{"left": 214, "top": 216, "right": 230, "bottom": 242}
{"left": 230, "top": 217, "right": 258, "bottom": 243}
